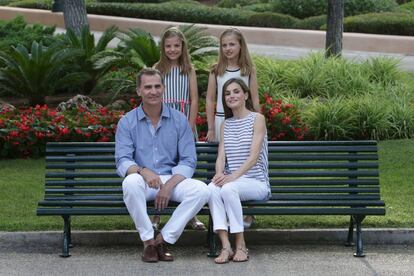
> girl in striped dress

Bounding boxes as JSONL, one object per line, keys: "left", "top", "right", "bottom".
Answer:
{"left": 208, "top": 78, "right": 270, "bottom": 264}
{"left": 205, "top": 28, "right": 260, "bottom": 143}
{"left": 153, "top": 27, "right": 205, "bottom": 230}
{"left": 155, "top": 27, "right": 198, "bottom": 133}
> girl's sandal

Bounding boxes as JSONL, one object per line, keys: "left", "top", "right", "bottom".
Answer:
{"left": 233, "top": 247, "right": 249, "bottom": 262}
{"left": 214, "top": 247, "right": 234, "bottom": 264}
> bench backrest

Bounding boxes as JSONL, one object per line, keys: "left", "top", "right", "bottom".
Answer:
{"left": 44, "top": 141, "right": 380, "bottom": 202}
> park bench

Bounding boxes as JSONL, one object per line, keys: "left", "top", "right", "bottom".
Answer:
{"left": 37, "top": 140, "right": 385, "bottom": 258}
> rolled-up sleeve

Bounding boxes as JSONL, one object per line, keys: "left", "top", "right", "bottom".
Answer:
{"left": 171, "top": 118, "right": 196, "bottom": 178}
{"left": 115, "top": 116, "right": 137, "bottom": 177}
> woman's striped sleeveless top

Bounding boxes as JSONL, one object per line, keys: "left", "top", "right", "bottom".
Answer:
{"left": 224, "top": 112, "right": 270, "bottom": 191}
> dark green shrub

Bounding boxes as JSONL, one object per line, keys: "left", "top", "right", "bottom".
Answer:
{"left": 275, "top": 0, "right": 326, "bottom": 19}
{"left": 97, "top": 0, "right": 199, "bottom": 3}
{"left": 217, "top": 0, "right": 262, "bottom": 8}
{"left": 275, "top": 0, "right": 398, "bottom": 18}
{"left": 0, "top": 16, "right": 55, "bottom": 52}
{"left": 97, "top": 0, "right": 171, "bottom": 3}
{"left": 86, "top": 2, "right": 256, "bottom": 26}
{"left": 400, "top": 1, "right": 414, "bottom": 12}
{"left": 243, "top": 3, "right": 272, "bottom": 12}
{"left": 345, "top": 0, "right": 398, "bottom": 16}
{"left": 0, "top": 0, "right": 16, "bottom": 5}
{"left": 344, "top": 12, "right": 414, "bottom": 36}
{"left": 395, "top": 0, "right": 412, "bottom": 4}
{"left": 294, "top": 15, "right": 326, "bottom": 30}
{"left": 247, "top": 12, "right": 298, "bottom": 28}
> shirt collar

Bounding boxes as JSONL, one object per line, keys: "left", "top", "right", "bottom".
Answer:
{"left": 137, "top": 103, "right": 171, "bottom": 121}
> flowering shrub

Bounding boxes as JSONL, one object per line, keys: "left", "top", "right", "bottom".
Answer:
{"left": 196, "top": 112, "right": 208, "bottom": 141}
{"left": 0, "top": 95, "right": 307, "bottom": 158}
{"left": 0, "top": 105, "right": 124, "bottom": 158}
{"left": 261, "top": 94, "right": 308, "bottom": 140}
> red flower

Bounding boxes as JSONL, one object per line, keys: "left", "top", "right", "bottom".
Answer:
{"left": 98, "top": 136, "right": 110, "bottom": 142}
{"left": 281, "top": 117, "right": 291, "bottom": 125}
{"left": 9, "top": 130, "right": 19, "bottom": 137}
{"left": 59, "top": 127, "right": 70, "bottom": 135}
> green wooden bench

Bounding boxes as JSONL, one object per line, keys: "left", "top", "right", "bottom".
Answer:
{"left": 37, "top": 140, "right": 385, "bottom": 258}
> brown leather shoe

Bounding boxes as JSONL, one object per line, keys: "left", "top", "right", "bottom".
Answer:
{"left": 156, "top": 242, "right": 174, "bottom": 261}
{"left": 141, "top": 245, "right": 158, "bottom": 263}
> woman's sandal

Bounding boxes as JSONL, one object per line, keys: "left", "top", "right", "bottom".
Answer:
{"left": 214, "top": 247, "right": 234, "bottom": 264}
{"left": 233, "top": 247, "right": 249, "bottom": 262}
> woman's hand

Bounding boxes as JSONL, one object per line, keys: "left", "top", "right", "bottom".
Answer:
{"left": 206, "top": 129, "right": 216, "bottom": 142}
{"left": 212, "top": 173, "right": 236, "bottom": 187}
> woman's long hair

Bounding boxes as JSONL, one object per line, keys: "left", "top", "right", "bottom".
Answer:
{"left": 155, "top": 27, "right": 192, "bottom": 75}
{"left": 222, "top": 78, "right": 254, "bottom": 119}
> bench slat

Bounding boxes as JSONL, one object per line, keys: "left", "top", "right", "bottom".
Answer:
{"left": 267, "top": 154, "right": 378, "bottom": 161}
{"left": 269, "top": 171, "right": 378, "bottom": 177}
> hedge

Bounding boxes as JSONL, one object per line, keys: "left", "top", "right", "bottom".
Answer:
{"left": 8, "top": 0, "right": 414, "bottom": 35}
{"left": 344, "top": 12, "right": 414, "bottom": 36}
{"left": 274, "top": 0, "right": 399, "bottom": 19}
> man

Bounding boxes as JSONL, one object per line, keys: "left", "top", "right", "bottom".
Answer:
{"left": 115, "top": 68, "right": 210, "bottom": 262}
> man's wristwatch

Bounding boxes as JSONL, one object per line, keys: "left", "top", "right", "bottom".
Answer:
{"left": 136, "top": 166, "right": 145, "bottom": 175}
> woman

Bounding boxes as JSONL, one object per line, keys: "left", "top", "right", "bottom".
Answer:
{"left": 208, "top": 78, "right": 270, "bottom": 264}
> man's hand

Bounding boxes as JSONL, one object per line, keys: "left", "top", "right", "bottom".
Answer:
{"left": 212, "top": 173, "right": 236, "bottom": 187}
{"left": 141, "top": 168, "right": 162, "bottom": 189}
{"left": 155, "top": 183, "right": 173, "bottom": 211}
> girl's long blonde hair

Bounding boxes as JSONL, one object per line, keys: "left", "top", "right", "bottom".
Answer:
{"left": 155, "top": 27, "right": 192, "bottom": 75}
{"left": 212, "top": 28, "right": 253, "bottom": 77}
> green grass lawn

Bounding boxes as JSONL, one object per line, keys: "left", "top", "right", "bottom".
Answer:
{"left": 0, "top": 139, "right": 413, "bottom": 231}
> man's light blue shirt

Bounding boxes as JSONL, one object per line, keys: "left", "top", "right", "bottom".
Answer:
{"left": 115, "top": 104, "right": 196, "bottom": 178}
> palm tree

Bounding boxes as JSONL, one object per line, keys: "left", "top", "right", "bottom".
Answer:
{"left": 0, "top": 41, "right": 89, "bottom": 106}
{"left": 60, "top": 25, "right": 118, "bottom": 94}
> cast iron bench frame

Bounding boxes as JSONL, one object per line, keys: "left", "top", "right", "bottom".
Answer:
{"left": 37, "top": 140, "right": 385, "bottom": 257}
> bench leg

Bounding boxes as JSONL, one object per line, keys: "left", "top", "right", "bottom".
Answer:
{"left": 345, "top": 216, "right": 355, "bottom": 246}
{"left": 207, "top": 214, "right": 218, "bottom": 257}
{"left": 60, "top": 215, "right": 71, "bottom": 258}
{"left": 352, "top": 215, "right": 366, "bottom": 257}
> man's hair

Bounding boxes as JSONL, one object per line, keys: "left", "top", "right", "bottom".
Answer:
{"left": 136, "top": 68, "right": 164, "bottom": 88}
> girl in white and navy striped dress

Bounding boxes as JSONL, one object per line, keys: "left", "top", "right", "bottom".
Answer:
{"left": 153, "top": 27, "right": 205, "bottom": 231}
{"left": 208, "top": 78, "right": 270, "bottom": 264}
{"left": 154, "top": 27, "right": 198, "bottom": 133}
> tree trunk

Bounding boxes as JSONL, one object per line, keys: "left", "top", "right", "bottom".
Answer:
{"left": 62, "top": 0, "right": 88, "bottom": 35}
{"left": 325, "top": 0, "right": 344, "bottom": 58}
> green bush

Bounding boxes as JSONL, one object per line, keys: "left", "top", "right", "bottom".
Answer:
{"left": 303, "top": 97, "right": 357, "bottom": 140}
{"left": 345, "top": 0, "right": 398, "bottom": 16}
{"left": 275, "top": 0, "right": 326, "bottom": 19}
{"left": 400, "top": 1, "right": 414, "bottom": 12}
{"left": 0, "top": 16, "right": 55, "bottom": 52}
{"left": 217, "top": 0, "right": 263, "bottom": 8}
{"left": 350, "top": 95, "right": 390, "bottom": 140}
{"left": 247, "top": 12, "right": 298, "bottom": 28}
{"left": 275, "top": 0, "right": 398, "bottom": 18}
{"left": 294, "top": 15, "right": 326, "bottom": 30}
{"left": 97, "top": 0, "right": 171, "bottom": 3}
{"left": 85, "top": 2, "right": 255, "bottom": 26}
{"left": 243, "top": 3, "right": 272, "bottom": 12}
{"left": 344, "top": 12, "right": 414, "bottom": 36}
{"left": 0, "top": 41, "right": 89, "bottom": 105}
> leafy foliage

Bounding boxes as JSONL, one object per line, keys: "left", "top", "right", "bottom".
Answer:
{"left": 0, "top": 41, "right": 89, "bottom": 105}
{"left": 59, "top": 25, "right": 118, "bottom": 94}
{"left": 0, "top": 16, "right": 55, "bottom": 52}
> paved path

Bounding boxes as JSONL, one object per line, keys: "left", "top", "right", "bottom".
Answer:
{"left": 1, "top": 242, "right": 413, "bottom": 276}
{"left": 55, "top": 28, "right": 414, "bottom": 72}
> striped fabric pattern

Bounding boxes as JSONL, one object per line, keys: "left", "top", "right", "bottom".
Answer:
{"left": 224, "top": 112, "right": 270, "bottom": 191}
{"left": 163, "top": 66, "right": 190, "bottom": 117}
